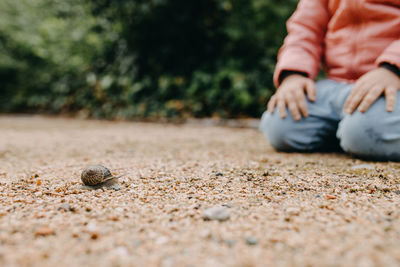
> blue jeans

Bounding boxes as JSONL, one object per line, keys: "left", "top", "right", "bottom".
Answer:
{"left": 259, "top": 79, "right": 400, "bottom": 161}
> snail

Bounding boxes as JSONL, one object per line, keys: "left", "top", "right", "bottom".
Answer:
{"left": 81, "top": 165, "right": 122, "bottom": 186}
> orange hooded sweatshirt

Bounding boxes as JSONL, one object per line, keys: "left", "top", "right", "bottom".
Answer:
{"left": 274, "top": 0, "right": 400, "bottom": 87}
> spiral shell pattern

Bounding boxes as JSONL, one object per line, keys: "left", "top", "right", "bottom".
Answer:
{"left": 81, "top": 165, "right": 114, "bottom": 186}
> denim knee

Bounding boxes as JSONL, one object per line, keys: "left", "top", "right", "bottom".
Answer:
{"left": 259, "top": 111, "right": 320, "bottom": 151}
{"left": 338, "top": 111, "right": 400, "bottom": 161}
{"left": 259, "top": 112, "right": 292, "bottom": 151}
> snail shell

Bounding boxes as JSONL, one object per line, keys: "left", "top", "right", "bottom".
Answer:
{"left": 81, "top": 165, "right": 118, "bottom": 186}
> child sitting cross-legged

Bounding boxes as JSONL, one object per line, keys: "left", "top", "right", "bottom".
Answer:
{"left": 260, "top": 0, "right": 400, "bottom": 161}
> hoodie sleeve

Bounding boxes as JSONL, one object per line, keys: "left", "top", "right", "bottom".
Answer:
{"left": 376, "top": 40, "right": 400, "bottom": 71}
{"left": 273, "top": 0, "right": 330, "bottom": 87}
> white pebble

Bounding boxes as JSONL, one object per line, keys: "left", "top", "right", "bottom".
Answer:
{"left": 203, "top": 206, "right": 230, "bottom": 222}
{"left": 155, "top": 236, "right": 169, "bottom": 245}
{"left": 350, "top": 164, "right": 374, "bottom": 170}
{"left": 86, "top": 222, "right": 98, "bottom": 232}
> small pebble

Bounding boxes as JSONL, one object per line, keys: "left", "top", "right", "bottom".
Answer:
{"left": 325, "top": 194, "right": 337, "bottom": 200}
{"left": 286, "top": 207, "right": 300, "bottom": 216}
{"left": 155, "top": 236, "right": 169, "bottom": 245}
{"left": 133, "top": 240, "right": 142, "bottom": 247}
{"left": 59, "top": 203, "right": 69, "bottom": 211}
{"left": 90, "top": 233, "right": 99, "bottom": 240}
{"left": 394, "top": 190, "right": 400, "bottom": 195}
{"left": 200, "top": 229, "right": 212, "bottom": 239}
{"left": 34, "top": 226, "right": 55, "bottom": 237}
{"left": 112, "top": 184, "right": 121, "bottom": 191}
{"left": 111, "top": 246, "right": 129, "bottom": 257}
{"left": 224, "top": 240, "right": 236, "bottom": 247}
{"left": 86, "top": 222, "right": 98, "bottom": 232}
{"left": 245, "top": 237, "right": 258, "bottom": 246}
{"left": 350, "top": 164, "right": 374, "bottom": 170}
{"left": 58, "top": 203, "right": 75, "bottom": 212}
{"left": 203, "top": 206, "right": 230, "bottom": 222}
{"left": 115, "top": 207, "right": 124, "bottom": 213}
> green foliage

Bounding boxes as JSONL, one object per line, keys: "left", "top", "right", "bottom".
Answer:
{"left": 0, "top": 0, "right": 298, "bottom": 118}
{"left": 0, "top": 0, "right": 118, "bottom": 114}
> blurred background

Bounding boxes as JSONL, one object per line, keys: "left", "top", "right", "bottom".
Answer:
{"left": 0, "top": 0, "right": 297, "bottom": 120}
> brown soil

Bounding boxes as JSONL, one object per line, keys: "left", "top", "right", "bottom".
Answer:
{"left": 0, "top": 115, "right": 399, "bottom": 266}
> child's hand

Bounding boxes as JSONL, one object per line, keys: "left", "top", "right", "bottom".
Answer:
{"left": 267, "top": 74, "right": 316, "bottom": 121}
{"left": 344, "top": 68, "right": 400, "bottom": 114}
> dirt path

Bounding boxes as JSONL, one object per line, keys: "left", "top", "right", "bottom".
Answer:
{"left": 0, "top": 115, "right": 399, "bottom": 266}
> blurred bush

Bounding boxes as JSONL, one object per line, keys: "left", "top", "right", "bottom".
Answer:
{"left": 0, "top": 0, "right": 297, "bottom": 119}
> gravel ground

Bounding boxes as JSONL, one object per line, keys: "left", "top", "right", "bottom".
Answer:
{"left": 0, "top": 115, "right": 399, "bottom": 267}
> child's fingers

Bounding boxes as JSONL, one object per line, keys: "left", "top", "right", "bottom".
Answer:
{"left": 295, "top": 91, "right": 309, "bottom": 117}
{"left": 305, "top": 80, "right": 316, "bottom": 102}
{"left": 277, "top": 97, "right": 287, "bottom": 119}
{"left": 286, "top": 94, "right": 301, "bottom": 121}
{"left": 344, "top": 87, "right": 358, "bottom": 112}
{"left": 267, "top": 95, "right": 277, "bottom": 114}
{"left": 385, "top": 86, "right": 397, "bottom": 112}
{"left": 288, "top": 102, "right": 301, "bottom": 121}
{"left": 344, "top": 83, "right": 368, "bottom": 113}
{"left": 357, "top": 85, "right": 383, "bottom": 113}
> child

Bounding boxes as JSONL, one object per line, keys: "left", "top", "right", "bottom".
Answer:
{"left": 260, "top": 0, "right": 400, "bottom": 161}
